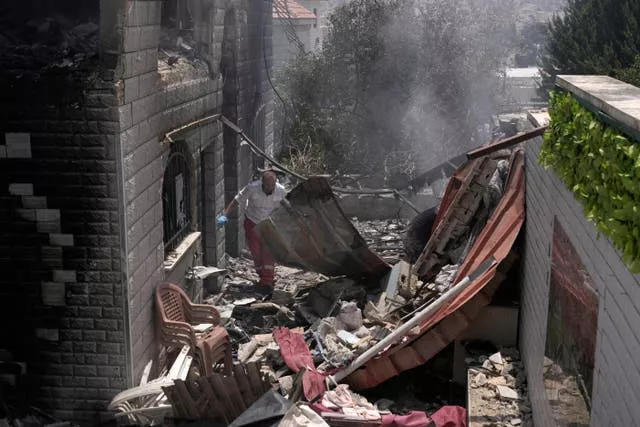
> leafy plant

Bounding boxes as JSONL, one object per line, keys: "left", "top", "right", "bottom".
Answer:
{"left": 540, "top": 91, "right": 640, "bottom": 273}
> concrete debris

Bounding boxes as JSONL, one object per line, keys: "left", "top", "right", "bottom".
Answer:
{"left": 352, "top": 219, "right": 409, "bottom": 263}
{"left": 434, "top": 264, "right": 460, "bottom": 293}
{"left": 496, "top": 385, "right": 519, "bottom": 401}
{"left": 489, "top": 351, "right": 504, "bottom": 365}
{"left": 190, "top": 154, "right": 521, "bottom": 425}
{"left": 474, "top": 372, "right": 488, "bottom": 387}
{"left": 336, "top": 301, "right": 364, "bottom": 331}
{"left": 1, "top": 13, "right": 99, "bottom": 79}
{"left": 374, "top": 398, "right": 396, "bottom": 411}
{"left": 468, "top": 347, "right": 533, "bottom": 427}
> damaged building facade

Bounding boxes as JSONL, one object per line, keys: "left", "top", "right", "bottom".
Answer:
{"left": 0, "top": 0, "right": 274, "bottom": 422}
{"left": 521, "top": 76, "right": 640, "bottom": 426}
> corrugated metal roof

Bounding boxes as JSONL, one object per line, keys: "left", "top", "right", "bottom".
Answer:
{"left": 255, "top": 177, "right": 391, "bottom": 280}
{"left": 343, "top": 149, "right": 526, "bottom": 390}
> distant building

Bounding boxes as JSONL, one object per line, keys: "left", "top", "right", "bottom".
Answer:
{"left": 272, "top": 0, "right": 330, "bottom": 70}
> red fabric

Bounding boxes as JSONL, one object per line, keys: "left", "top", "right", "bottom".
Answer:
{"left": 381, "top": 411, "right": 431, "bottom": 427}
{"left": 244, "top": 217, "right": 275, "bottom": 286}
{"left": 431, "top": 406, "right": 467, "bottom": 427}
{"left": 273, "top": 327, "right": 326, "bottom": 401}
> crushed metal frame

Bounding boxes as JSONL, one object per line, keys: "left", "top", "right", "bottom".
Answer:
{"left": 255, "top": 177, "right": 391, "bottom": 280}
{"left": 343, "top": 149, "right": 526, "bottom": 390}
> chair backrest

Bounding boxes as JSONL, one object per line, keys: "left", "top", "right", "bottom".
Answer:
{"left": 156, "top": 284, "right": 188, "bottom": 323}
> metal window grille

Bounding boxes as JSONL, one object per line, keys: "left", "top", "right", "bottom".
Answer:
{"left": 163, "top": 151, "right": 191, "bottom": 252}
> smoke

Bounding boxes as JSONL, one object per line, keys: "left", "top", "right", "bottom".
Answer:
{"left": 370, "top": 0, "right": 518, "bottom": 171}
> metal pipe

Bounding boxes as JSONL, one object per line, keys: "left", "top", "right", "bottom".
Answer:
{"left": 163, "top": 114, "right": 221, "bottom": 143}
{"left": 219, "top": 115, "right": 421, "bottom": 213}
{"left": 330, "top": 256, "right": 497, "bottom": 384}
{"left": 465, "top": 126, "right": 547, "bottom": 160}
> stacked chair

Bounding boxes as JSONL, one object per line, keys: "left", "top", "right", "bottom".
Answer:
{"left": 155, "top": 283, "right": 233, "bottom": 376}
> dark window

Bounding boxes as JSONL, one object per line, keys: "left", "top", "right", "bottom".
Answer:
{"left": 163, "top": 149, "right": 192, "bottom": 252}
{"left": 544, "top": 218, "right": 598, "bottom": 426}
{"left": 313, "top": 8, "right": 318, "bottom": 28}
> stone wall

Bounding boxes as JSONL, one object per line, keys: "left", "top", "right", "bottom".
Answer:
{"left": 0, "top": 77, "right": 128, "bottom": 423}
{"left": 0, "top": 0, "right": 274, "bottom": 423}
{"left": 120, "top": 0, "right": 274, "bottom": 383}
{"left": 521, "top": 82, "right": 640, "bottom": 426}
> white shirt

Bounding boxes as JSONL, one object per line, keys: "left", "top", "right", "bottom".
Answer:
{"left": 235, "top": 180, "right": 287, "bottom": 223}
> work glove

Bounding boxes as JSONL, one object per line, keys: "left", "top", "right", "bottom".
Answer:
{"left": 216, "top": 215, "right": 228, "bottom": 227}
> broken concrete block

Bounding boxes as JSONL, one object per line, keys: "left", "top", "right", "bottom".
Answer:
{"left": 487, "top": 376, "right": 507, "bottom": 387}
{"left": 510, "top": 418, "right": 522, "bottom": 425}
{"left": 482, "top": 359, "right": 494, "bottom": 371}
{"left": 474, "top": 373, "right": 488, "bottom": 387}
{"left": 496, "top": 385, "right": 519, "bottom": 401}
{"left": 337, "top": 301, "right": 363, "bottom": 331}
{"left": 489, "top": 352, "right": 503, "bottom": 365}
{"left": 337, "top": 330, "right": 360, "bottom": 347}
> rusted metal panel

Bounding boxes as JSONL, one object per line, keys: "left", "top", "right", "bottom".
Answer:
{"left": 255, "top": 177, "right": 391, "bottom": 280}
{"left": 343, "top": 149, "right": 525, "bottom": 390}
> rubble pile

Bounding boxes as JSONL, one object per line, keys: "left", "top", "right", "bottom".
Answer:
{"left": 110, "top": 148, "right": 528, "bottom": 425}
{"left": 468, "top": 348, "right": 533, "bottom": 427}
{"left": 0, "top": 12, "right": 99, "bottom": 79}
{"left": 352, "top": 218, "right": 409, "bottom": 263}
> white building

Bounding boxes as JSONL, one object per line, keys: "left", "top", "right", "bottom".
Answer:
{"left": 272, "top": 0, "right": 330, "bottom": 70}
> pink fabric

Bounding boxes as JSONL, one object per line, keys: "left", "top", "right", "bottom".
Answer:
{"left": 431, "top": 406, "right": 467, "bottom": 427}
{"left": 381, "top": 411, "right": 431, "bottom": 427}
{"left": 273, "top": 327, "right": 326, "bottom": 401}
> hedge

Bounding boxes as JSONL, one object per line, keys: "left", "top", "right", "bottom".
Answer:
{"left": 540, "top": 91, "right": 640, "bottom": 273}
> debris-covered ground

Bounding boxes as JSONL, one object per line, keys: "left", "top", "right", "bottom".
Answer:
{"left": 110, "top": 149, "right": 529, "bottom": 426}
{"left": 353, "top": 218, "right": 409, "bottom": 264}
{"left": 468, "top": 348, "right": 533, "bottom": 427}
{"left": 0, "top": 10, "right": 99, "bottom": 79}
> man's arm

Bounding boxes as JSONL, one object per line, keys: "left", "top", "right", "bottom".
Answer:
{"left": 222, "top": 199, "right": 237, "bottom": 217}
{"left": 219, "top": 183, "right": 251, "bottom": 218}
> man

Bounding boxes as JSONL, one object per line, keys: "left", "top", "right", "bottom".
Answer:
{"left": 217, "top": 170, "right": 287, "bottom": 295}
{"left": 404, "top": 205, "right": 438, "bottom": 263}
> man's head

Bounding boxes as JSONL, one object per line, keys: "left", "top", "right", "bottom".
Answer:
{"left": 261, "top": 170, "right": 277, "bottom": 195}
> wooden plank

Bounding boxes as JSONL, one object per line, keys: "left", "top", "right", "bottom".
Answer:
{"left": 197, "top": 376, "right": 223, "bottom": 420}
{"left": 209, "top": 374, "right": 238, "bottom": 423}
{"left": 163, "top": 385, "right": 187, "bottom": 419}
{"left": 233, "top": 363, "right": 256, "bottom": 405}
{"left": 246, "top": 363, "right": 267, "bottom": 396}
{"left": 223, "top": 374, "right": 248, "bottom": 415}
{"left": 173, "top": 380, "right": 200, "bottom": 419}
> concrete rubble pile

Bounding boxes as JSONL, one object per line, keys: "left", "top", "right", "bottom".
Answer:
{"left": 0, "top": 11, "right": 99, "bottom": 78}
{"left": 109, "top": 146, "right": 528, "bottom": 425}
{"left": 467, "top": 348, "right": 533, "bottom": 427}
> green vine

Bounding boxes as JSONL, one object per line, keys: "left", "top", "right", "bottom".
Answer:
{"left": 540, "top": 91, "right": 640, "bottom": 273}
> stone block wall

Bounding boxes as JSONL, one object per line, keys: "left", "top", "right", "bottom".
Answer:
{"left": 120, "top": 0, "right": 274, "bottom": 382}
{"left": 521, "top": 104, "right": 640, "bottom": 424}
{"left": 0, "top": 79, "right": 128, "bottom": 423}
{"left": 0, "top": 0, "right": 273, "bottom": 423}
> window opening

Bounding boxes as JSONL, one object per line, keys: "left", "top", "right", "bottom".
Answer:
{"left": 544, "top": 218, "right": 597, "bottom": 426}
{"left": 163, "top": 150, "right": 192, "bottom": 252}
